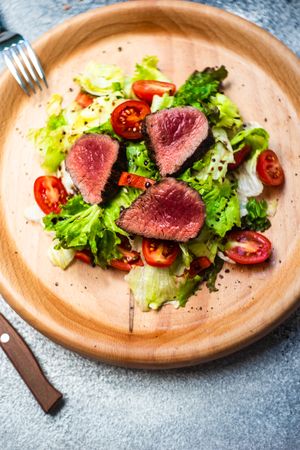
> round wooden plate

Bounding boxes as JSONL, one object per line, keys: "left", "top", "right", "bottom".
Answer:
{"left": 0, "top": 1, "right": 299, "bottom": 369}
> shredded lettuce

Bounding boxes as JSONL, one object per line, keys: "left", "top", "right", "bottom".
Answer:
{"left": 126, "top": 141, "right": 159, "bottom": 179}
{"left": 241, "top": 198, "right": 271, "bottom": 232}
{"left": 74, "top": 62, "right": 125, "bottom": 96}
{"left": 151, "top": 93, "right": 174, "bottom": 112}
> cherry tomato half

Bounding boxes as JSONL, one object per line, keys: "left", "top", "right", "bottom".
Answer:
{"left": 111, "top": 100, "right": 151, "bottom": 140}
{"left": 75, "top": 250, "right": 92, "bottom": 265}
{"left": 188, "top": 256, "right": 212, "bottom": 278}
{"left": 142, "top": 238, "right": 180, "bottom": 268}
{"left": 118, "top": 172, "right": 156, "bottom": 190}
{"left": 225, "top": 230, "right": 272, "bottom": 265}
{"left": 228, "top": 145, "right": 252, "bottom": 171}
{"left": 257, "top": 149, "right": 284, "bottom": 186}
{"left": 132, "top": 80, "right": 176, "bottom": 104}
{"left": 110, "top": 241, "right": 144, "bottom": 272}
{"left": 75, "top": 91, "right": 94, "bottom": 108}
{"left": 34, "top": 176, "right": 68, "bottom": 214}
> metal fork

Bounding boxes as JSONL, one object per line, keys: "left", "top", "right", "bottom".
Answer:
{"left": 0, "top": 26, "right": 47, "bottom": 96}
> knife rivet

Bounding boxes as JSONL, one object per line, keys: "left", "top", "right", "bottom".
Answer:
{"left": 0, "top": 333, "right": 10, "bottom": 344}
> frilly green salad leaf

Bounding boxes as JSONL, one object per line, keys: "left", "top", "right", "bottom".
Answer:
{"left": 126, "top": 141, "right": 159, "bottom": 179}
{"left": 151, "top": 93, "right": 174, "bottom": 112}
{"left": 43, "top": 192, "right": 137, "bottom": 268}
{"left": 210, "top": 93, "right": 243, "bottom": 132}
{"left": 174, "top": 65, "right": 228, "bottom": 108}
{"left": 241, "top": 198, "right": 271, "bottom": 232}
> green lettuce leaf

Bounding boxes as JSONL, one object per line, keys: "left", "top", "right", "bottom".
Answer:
{"left": 102, "top": 187, "right": 142, "bottom": 235}
{"left": 131, "top": 55, "right": 170, "bottom": 83}
{"left": 174, "top": 66, "right": 228, "bottom": 109}
{"left": 43, "top": 196, "right": 122, "bottom": 268}
{"left": 203, "top": 256, "right": 224, "bottom": 292}
{"left": 188, "top": 225, "right": 223, "bottom": 262}
{"left": 151, "top": 93, "right": 174, "bottom": 112}
{"left": 126, "top": 141, "right": 159, "bottom": 179}
{"left": 74, "top": 62, "right": 125, "bottom": 96}
{"left": 241, "top": 198, "right": 271, "bottom": 232}
{"left": 180, "top": 173, "right": 240, "bottom": 237}
{"left": 210, "top": 93, "right": 243, "bottom": 131}
{"left": 189, "top": 128, "right": 234, "bottom": 182}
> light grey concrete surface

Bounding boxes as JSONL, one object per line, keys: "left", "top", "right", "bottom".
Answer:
{"left": 0, "top": 1, "right": 299, "bottom": 449}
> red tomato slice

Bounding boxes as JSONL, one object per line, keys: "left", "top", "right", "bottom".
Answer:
{"left": 118, "top": 172, "right": 155, "bottom": 190}
{"left": 257, "top": 149, "right": 284, "bottom": 186}
{"left": 142, "top": 238, "right": 180, "bottom": 268}
{"left": 111, "top": 100, "right": 151, "bottom": 140}
{"left": 188, "top": 256, "right": 212, "bottom": 278}
{"left": 110, "top": 242, "right": 144, "bottom": 272}
{"left": 75, "top": 91, "right": 94, "bottom": 108}
{"left": 34, "top": 176, "right": 68, "bottom": 214}
{"left": 132, "top": 80, "right": 176, "bottom": 104}
{"left": 228, "top": 145, "right": 252, "bottom": 171}
{"left": 225, "top": 230, "right": 272, "bottom": 264}
{"left": 75, "top": 251, "right": 92, "bottom": 265}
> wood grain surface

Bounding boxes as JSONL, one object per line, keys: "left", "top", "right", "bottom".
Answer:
{"left": 0, "top": 0, "right": 299, "bottom": 368}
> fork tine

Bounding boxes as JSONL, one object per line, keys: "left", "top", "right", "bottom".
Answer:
{"left": 3, "top": 50, "right": 30, "bottom": 96}
{"left": 23, "top": 39, "right": 48, "bottom": 88}
{"left": 18, "top": 43, "right": 42, "bottom": 91}
{"left": 10, "top": 45, "right": 36, "bottom": 94}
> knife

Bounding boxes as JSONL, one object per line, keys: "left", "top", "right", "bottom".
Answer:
{"left": 0, "top": 313, "right": 63, "bottom": 413}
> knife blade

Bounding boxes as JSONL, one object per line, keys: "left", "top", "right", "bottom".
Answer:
{"left": 0, "top": 313, "right": 63, "bottom": 413}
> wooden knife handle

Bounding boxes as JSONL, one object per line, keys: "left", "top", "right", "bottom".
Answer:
{"left": 0, "top": 313, "right": 63, "bottom": 413}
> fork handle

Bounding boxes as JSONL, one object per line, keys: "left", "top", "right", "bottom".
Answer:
{"left": 0, "top": 313, "right": 63, "bottom": 413}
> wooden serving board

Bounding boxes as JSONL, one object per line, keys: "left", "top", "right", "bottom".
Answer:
{"left": 0, "top": 1, "right": 299, "bottom": 368}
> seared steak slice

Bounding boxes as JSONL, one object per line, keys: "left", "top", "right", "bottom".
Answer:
{"left": 142, "top": 106, "right": 213, "bottom": 176}
{"left": 66, "top": 134, "right": 126, "bottom": 204}
{"left": 116, "top": 178, "right": 205, "bottom": 242}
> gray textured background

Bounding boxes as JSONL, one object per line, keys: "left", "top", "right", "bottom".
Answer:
{"left": 0, "top": 1, "right": 299, "bottom": 449}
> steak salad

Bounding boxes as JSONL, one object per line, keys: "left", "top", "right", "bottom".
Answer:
{"left": 28, "top": 56, "right": 284, "bottom": 311}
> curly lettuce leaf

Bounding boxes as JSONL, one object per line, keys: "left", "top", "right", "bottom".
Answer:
{"left": 180, "top": 173, "right": 240, "bottom": 237}
{"left": 241, "top": 198, "right": 271, "bottom": 232}
{"left": 43, "top": 195, "right": 121, "bottom": 268}
{"left": 126, "top": 141, "right": 159, "bottom": 179}
{"left": 74, "top": 62, "right": 125, "bottom": 96}
{"left": 102, "top": 187, "right": 141, "bottom": 235}
{"left": 210, "top": 93, "right": 243, "bottom": 131}
{"left": 203, "top": 256, "right": 224, "bottom": 292}
{"left": 85, "top": 119, "right": 121, "bottom": 141}
{"left": 190, "top": 128, "right": 234, "bottom": 182}
{"left": 174, "top": 66, "right": 228, "bottom": 108}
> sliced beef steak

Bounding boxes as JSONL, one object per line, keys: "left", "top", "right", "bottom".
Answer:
{"left": 116, "top": 178, "right": 205, "bottom": 242}
{"left": 142, "top": 106, "right": 213, "bottom": 177}
{"left": 66, "top": 134, "right": 125, "bottom": 204}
